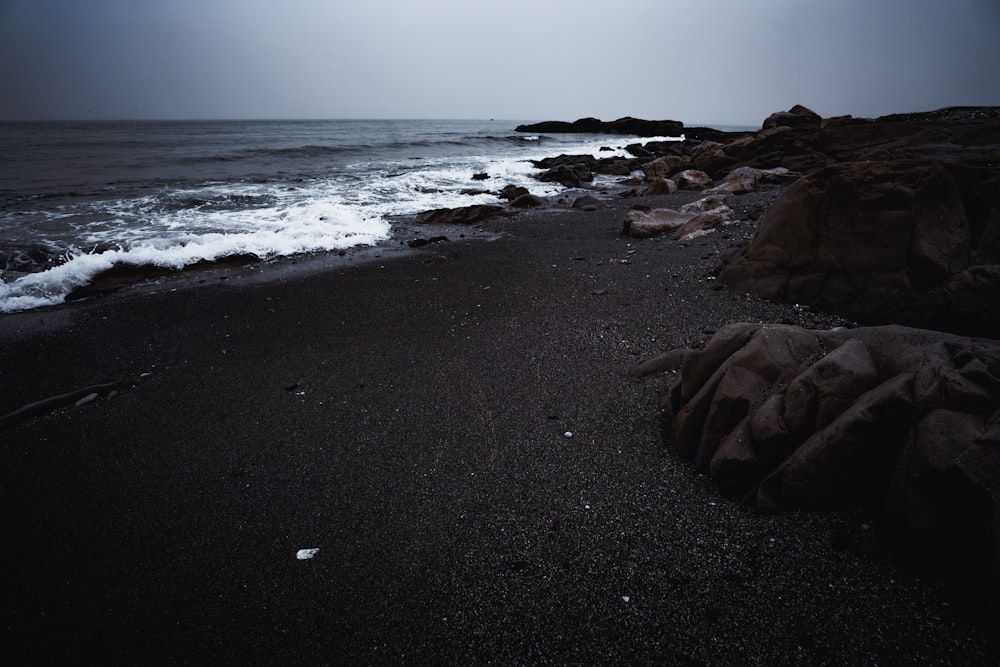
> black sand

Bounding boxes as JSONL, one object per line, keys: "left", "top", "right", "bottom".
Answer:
{"left": 2, "top": 192, "right": 998, "bottom": 664}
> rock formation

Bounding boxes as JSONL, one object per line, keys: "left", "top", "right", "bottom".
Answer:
{"left": 639, "top": 323, "right": 1000, "bottom": 595}
{"left": 515, "top": 116, "right": 685, "bottom": 137}
{"left": 718, "top": 160, "right": 1000, "bottom": 337}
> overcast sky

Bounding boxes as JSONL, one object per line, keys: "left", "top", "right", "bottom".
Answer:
{"left": 1, "top": 0, "right": 998, "bottom": 125}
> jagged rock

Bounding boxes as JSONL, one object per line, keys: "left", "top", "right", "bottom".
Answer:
{"left": 674, "top": 207, "right": 736, "bottom": 241}
{"left": 622, "top": 197, "right": 735, "bottom": 239}
{"left": 531, "top": 154, "right": 597, "bottom": 188}
{"left": 654, "top": 322, "right": 1000, "bottom": 594}
{"left": 671, "top": 169, "right": 713, "bottom": 190}
{"left": 702, "top": 166, "right": 795, "bottom": 195}
{"left": 515, "top": 117, "right": 684, "bottom": 137}
{"left": 641, "top": 177, "right": 677, "bottom": 196}
{"left": 593, "top": 156, "right": 641, "bottom": 176}
{"left": 623, "top": 208, "right": 691, "bottom": 238}
{"left": 417, "top": 205, "right": 510, "bottom": 225}
{"left": 762, "top": 104, "right": 823, "bottom": 130}
{"left": 536, "top": 164, "right": 593, "bottom": 188}
{"left": 679, "top": 195, "right": 728, "bottom": 214}
{"left": 499, "top": 185, "right": 530, "bottom": 201}
{"left": 724, "top": 105, "right": 1000, "bottom": 176}
{"left": 641, "top": 155, "right": 688, "bottom": 180}
{"left": 718, "top": 160, "right": 1000, "bottom": 337}
{"left": 689, "top": 140, "right": 739, "bottom": 175}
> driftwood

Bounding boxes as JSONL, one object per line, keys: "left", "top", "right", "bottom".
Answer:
{"left": 0, "top": 377, "right": 133, "bottom": 429}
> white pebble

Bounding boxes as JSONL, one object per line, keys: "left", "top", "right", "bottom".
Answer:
{"left": 296, "top": 548, "right": 320, "bottom": 560}
{"left": 564, "top": 431, "right": 573, "bottom": 438}
{"left": 74, "top": 393, "right": 99, "bottom": 407}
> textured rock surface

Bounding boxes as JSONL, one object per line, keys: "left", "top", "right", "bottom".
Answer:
{"left": 652, "top": 323, "right": 1000, "bottom": 593}
{"left": 718, "top": 161, "right": 1000, "bottom": 336}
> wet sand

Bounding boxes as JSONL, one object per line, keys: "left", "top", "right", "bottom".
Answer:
{"left": 2, "top": 191, "right": 998, "bottom": 664}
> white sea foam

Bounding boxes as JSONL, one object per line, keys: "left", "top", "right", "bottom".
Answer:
{"left": 0, "top": 121, "right": 683, "bottom": 313}
{"left": 0, "top": 196, "right": 389, "bottom": 312}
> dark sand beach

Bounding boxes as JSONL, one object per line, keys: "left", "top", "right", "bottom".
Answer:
{"left": 3, "top": 191, "right": 999, "bottom": 664}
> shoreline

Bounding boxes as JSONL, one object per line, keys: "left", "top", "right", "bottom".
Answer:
{"left": 3, "top": 184, "right": 998, "bottom": 663}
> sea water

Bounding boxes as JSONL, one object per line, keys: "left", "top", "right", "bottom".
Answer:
{"left": 0, "top": 119, "right": 677, "bottom": 312}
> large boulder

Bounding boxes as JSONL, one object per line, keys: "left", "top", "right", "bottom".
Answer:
{"left": 645, "top": 323, "right": 1000, "bottom": 595}
{"left": 531, "top": 154, "right": 597, "bottom": 188}
{"left": 718, "top": 160, "right": 1000, "bottom": 337}
{"left": 641, "top": 155, "right": 689, "bottom": 180}
{"left": 671, "top": 169, "right": 713, "bottom": 190}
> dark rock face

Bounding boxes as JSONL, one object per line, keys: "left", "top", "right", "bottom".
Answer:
{"left": 649, "top": 323, "right": 1000, "bottom": 594}
{"left": 510, "top": 193, "right": 545, "bottom": 208}
{"left": 718, "top": 160, "right": 1000, "bottom": 337}
{"left": 531, "top": 155, "right": 597, "bottom": 188}
{"left": 498, "top": 185, "right": 530, "bottom": 201}
{"left": 660, "top": 105, "right": 1000, "bottom": 181}
{"left": 417, "top": 205, "right": 511, "bottom": 225}
{"left": 515, "top": 116, "right": 685, "bottom": 137}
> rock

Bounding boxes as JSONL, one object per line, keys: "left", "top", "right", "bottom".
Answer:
{"left": 679, "top": 195, "right": 728, "bottom": 214}
{"left": 689, "top": 140, "right": 739, "bottom": 175}
{"left": 671, "top": 169, "right": 713, "bottom": 190}
{"left": 718, "top": 160, "right": 1000, "bottom": 337}
{"left": 472, "top": 172, "right": 490, "bottom": 181}
{"left": 515, "top": 117, "right": 685, "bottom": 137}
{"left": 408, "top": 236, "right": 449, "bottom": 248}
{"left": 537, "top": 164, "right": 593, "bottom": 188}
{"left": 725, "top": 105, "right": 1000, "bottom": 176}
{"left": 762, "top": 104, "right": 823, "bottom": 130}
{"left": 623, "top": 208, "right": 691, "bottom": 238}
{"left": 531, "top": 155, "right": 597, "bottom": 188}
{"left": 572, "top": 196, "right": 605, "bottom": 211}
{"left": 654, "top": 322, "right": 1000, "bottom": 595}
{"left": 675, "top": 207, "right": 736, "bottom": 242}
{"left": 641, "top": 177, "right": 677, "bottom": 196}
{"left": 593, "top": 156, "right": 641, "bottom": 176}
{"left": 499, "top": 185, "right": 530, "bottom": 201}
{"left": 702, "top": 166, "right": 794, "bottom": 195}
{"left": 510, "top": 193, "right": 545, "bottom": 208}
{"left": 417, "top": 205, "right": 510, "bottom": 225}
{"left": 622, "top": 197, "right": 735, "bottom": 239}
{"left": 640, "top": 155, "right": 688, "bottom": 180}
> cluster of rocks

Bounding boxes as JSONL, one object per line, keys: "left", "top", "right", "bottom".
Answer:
{"left": 630, "top": 104, "right": 1000, "bottom": 597}
{"left": 637, "top": 323, "right": 1000, "bottom": 595}
{"left": 409, "top": 106, "right": 1000, "bottom": 594}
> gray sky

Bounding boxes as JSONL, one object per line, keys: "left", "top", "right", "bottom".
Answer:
{"left": 1, "top": 0, "right": 998, "bottom": 125}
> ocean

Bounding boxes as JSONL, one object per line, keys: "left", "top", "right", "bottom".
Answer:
{"left": 0, "top": 119, "right": 679, "bottom": 313}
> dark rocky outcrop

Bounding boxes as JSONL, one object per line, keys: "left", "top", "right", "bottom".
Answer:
{"left": 643, "top": 322, "right": 1000, "bottom": 596}
{"left": 718, "top": 160, "right": 1000, "bottom": 337}
{"left": 531, "top": 154, "right": 597, "bottom": 188}
{"left": 417, "top": 204, "right": 511, "bottom": 225}
{"left": 515, "top": 116, "right": 685, "bottom": 137}
{"left": 510, "top": 193, "right": 545, "bottom": 208}
{"left": 498, "top": 185, "right": 530, "bottom": 201}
